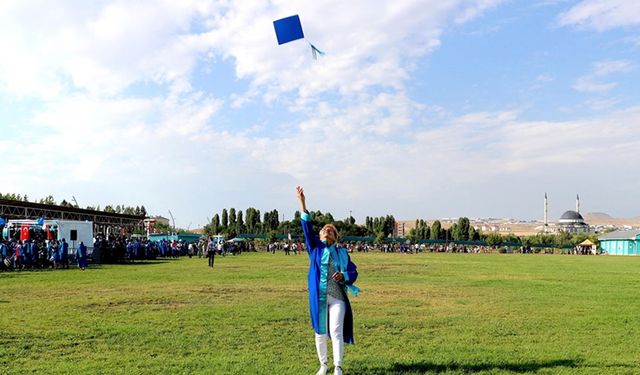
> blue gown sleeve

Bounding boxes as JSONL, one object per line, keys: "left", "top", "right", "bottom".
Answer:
{"left": 301, "top": 211, "right": 321, "bottom": 256}
{"left": 343, "top": 254, "right": 358, "bottom": 285}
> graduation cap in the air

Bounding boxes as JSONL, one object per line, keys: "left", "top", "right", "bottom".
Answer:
{"left": 273, "top": 15, "right": 325, "bottom": 59}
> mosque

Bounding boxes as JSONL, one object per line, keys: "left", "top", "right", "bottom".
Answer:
{"left": 540, "top": 194, "right": 591, "bottom": 234}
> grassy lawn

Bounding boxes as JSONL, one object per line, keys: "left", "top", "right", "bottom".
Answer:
{"left": 2, "top": 252, "right": 640, "bottom": 374}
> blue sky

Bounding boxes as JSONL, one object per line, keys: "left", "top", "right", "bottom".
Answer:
{"left": 1, "top": 0, "right": 639, "bottom": 228}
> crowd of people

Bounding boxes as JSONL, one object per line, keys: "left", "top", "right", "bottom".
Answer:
{"left": 92, "top": 235, "right": 247, "bottom": 263}
{"left": 1, "top": 232, "right": 560, "bottom": 272}
{"left": 0, "top": 237, "right": 90, "bottom": 271}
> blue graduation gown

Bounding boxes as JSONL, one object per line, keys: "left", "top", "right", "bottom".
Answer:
{"left": 59, "top": 242, "right": 68, "bottom": 260}
{"left": 301, "top": 212, "right": 358, "bottom": 344}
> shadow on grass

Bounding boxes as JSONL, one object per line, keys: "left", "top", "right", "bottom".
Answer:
{"left": 351, "top": 358, "right": 583, "bottom": 374}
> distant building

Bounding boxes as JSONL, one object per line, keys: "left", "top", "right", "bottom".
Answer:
{"left": 557, "top": 210, "right": 590, "bottom": 234}
{"left": 598, "top": 230, "right": 640, "bottom": 255}
{"left": 144, "top": 216, "right": 170, "bottom": 234}
{"left": 540, "top": 193, "right": 591, "bottom": 234}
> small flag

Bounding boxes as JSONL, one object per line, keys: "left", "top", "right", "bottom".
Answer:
{"left": 20, "top": 224, "right": 30, "bottom": 241}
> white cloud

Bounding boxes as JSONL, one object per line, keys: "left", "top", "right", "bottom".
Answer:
{"left": 573, "top": 60, "right": 634, "bottom": 93}
{"left": 204, "top": 0, "right": 503, "bottom": 104}
{"left": 558, "top": 0, "right": 640, "bottom": 31}
{"left": 0, "top": 1, "right": 216, "bottom": 98}
{"left": 585, "top": 98, "right": 621, "bottom": 110}
{"left": 573, "top": 79, "right": 617, "bottom": 93}
{"left": 536, "top": 74, "right": 554, "bottom": 82}
{"left": 592, "top": 60, "right": 634, "bottom": 76}
{"left": 3, "top": 1, "right": 640, "bottom": 224}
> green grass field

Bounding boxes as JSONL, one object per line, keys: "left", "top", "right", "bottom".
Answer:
{"left": 2, "top": 252, "right": 640, "bottom": 374}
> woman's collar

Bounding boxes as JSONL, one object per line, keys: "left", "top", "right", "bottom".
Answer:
{"left": 321, "top": 240, "right": 336, "bottom": 249}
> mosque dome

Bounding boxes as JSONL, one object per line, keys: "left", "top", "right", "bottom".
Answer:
{"left": 559, "top": 210, "right": 584, "bottom": 222}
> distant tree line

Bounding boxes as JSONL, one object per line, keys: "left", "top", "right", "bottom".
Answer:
{"left": 0, "top": 192, "right": 147, "bottom": 216}
{"left": 407, "top": 217, "right": 600, "bottom": 247}
{"left": 204, "top": 207, "right": 395, "bottom": 241}
{"left": 407, "top": 217, "right": 481, "bottom": 243}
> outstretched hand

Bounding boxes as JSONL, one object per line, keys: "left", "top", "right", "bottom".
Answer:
{"left": 296, "top": 186, "right": 307, "bottom": 212}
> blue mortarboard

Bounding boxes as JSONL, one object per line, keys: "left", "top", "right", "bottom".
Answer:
{"left": 273, "top": 15, "right": 305, "bottom": 45}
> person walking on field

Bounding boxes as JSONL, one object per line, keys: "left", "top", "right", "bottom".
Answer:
{"left": 207, "top": 239, "right": 216, "bottom": 268}
{"left": 296, "top": 186, "right": 359, "bottom": 375}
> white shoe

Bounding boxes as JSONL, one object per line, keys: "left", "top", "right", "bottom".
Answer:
{"left": 334, "top": 366, "right": 343, "bottom": 375}
{"left": 316, "top": 364, "right": 329, "bottom": 375}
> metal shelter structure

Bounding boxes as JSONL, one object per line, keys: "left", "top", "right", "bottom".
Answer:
{"left": 0, "top": 199, "right": 144, "bottom": 235}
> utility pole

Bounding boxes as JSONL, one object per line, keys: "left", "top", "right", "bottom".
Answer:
{"left": 168, "top": 210, "right": 176, "bottom": 234}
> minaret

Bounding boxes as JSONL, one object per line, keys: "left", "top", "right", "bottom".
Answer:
{"left": 576, "top": 194, "right": 580, "bottom": 213}
{"left": 544, "top": 193, "right": 548, "bottom": 229}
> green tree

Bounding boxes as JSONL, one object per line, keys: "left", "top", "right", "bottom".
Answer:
{"left": 374, "top": 231, "right": 386, "bottom": 244}
{"left": 237, "top": 210, "right": 245, "bottom": 233}
{"left": 468, "top": 225, "right": 479, "bottom": 241}
{"left": 212, "top": 214, "right": 220, "bottom": 235}
{"left": 39, "top": 195, "right": 56, "bottom": 205}
{"left": 454, "top": 217, "right": 470, "bottom": 241}
{"left": 554, "top": 232, "right": 572, "bottom": 247}
{"left": 430, "top": 221, "right": 442, "bottom": 240}
{"left": 221, "top": 209, "right": 228, "bottom": 229}
{"left": 229, "top": 208, "right": 237, "bottom": 229}
{"left": 408, "top": 219, "right": 430, "bottom": 242}
{"left": 485, "top": 232, "right": 503, "bottom": 246}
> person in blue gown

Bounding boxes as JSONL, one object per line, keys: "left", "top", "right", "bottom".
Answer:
{"left": 59, "top": 238, "right": 69, "bottom": 269}
{"left": 77, "top": 241, "right": 88, "bottom": 270}
{"left": 296, "top": 186, "right": 359, "bottom": 375}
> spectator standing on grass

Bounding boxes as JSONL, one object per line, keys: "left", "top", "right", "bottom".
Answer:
{"left": 15, "top": 241, "right": 23, "bottom": 269}
{"left": 188, "top": 243, "right": 194, "bottom": 258}
{"left": 77, "top": 241, "right": 88, "bottom": 270}
{"left": 50, "top": 240, "right": 59, "bottom": 269}
{"left": 0, "top": 241, "right": 7, "bottom": 270}
{"left": 207, "top": 239, "right": 216, "bottom": 268}
{"left": 23, "top": 240, "right": 32, "bottom": 268}
{"left": 59, "top": 238, "right": 69, "bottom": 269}
{"left": 296, "top": 186, "right": 359, "bottom": 375}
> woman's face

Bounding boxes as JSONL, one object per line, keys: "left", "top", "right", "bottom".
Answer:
{"left": 320, "top": 225, "right": 337, "bottom": 245}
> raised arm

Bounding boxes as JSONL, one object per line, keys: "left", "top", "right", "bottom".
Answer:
{"left": 296, "top": 186, "right": 320, "bottom": 255}
{"left": 296, "top": 186, "right": 307, "bottom": 213}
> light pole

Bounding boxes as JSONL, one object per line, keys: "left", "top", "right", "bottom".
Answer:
{"left": 168, "top": 210, "right": 176, "bottom": 234}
